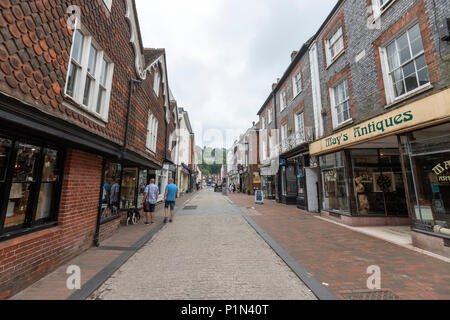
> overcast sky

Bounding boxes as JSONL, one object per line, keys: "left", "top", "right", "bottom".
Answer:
{"left": 135, "top": 0, "right": 336, "bottom": 149}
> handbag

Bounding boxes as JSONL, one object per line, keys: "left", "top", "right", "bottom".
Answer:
{"left": 144, "top": 201, "right": 150, "bottom": 211}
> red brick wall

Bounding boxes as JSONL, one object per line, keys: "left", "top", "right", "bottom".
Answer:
{"left": 0, "top": 148, "right": 102, "bottom": 299}
{"left": 99, "top": 218, "right": 120, "bottom": 243}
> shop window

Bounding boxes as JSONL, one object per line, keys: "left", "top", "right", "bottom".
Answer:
{"left": 381, "top": 23, "right": 430, "bottom": 104}
{"left": 121, "top": 168, "right": 138, "bottom": 210}
{"left": 65, "top": 27, "right": 114, "bottom": 122}
{"left": 137, "top": 169, "right": 148, "bottom": 207}
{"left": 320, "top": 152, "right": 349, "bottom": 213}
{"left": 100, "top": 161, "right": 122, "bottom": 222}
{"left": 351, "top": 149, "right": 407, "bottom": 216}
{"left": 403, "top": 124, "right": 450, "bottom": 234}
{"left": 0, "top": 137, "right": 63, "bottom": 239}
{"left": 35, "top": 149, "right": 62, "bottom": 220}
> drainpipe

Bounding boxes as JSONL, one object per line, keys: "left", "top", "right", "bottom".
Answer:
{"left": 94, "top": 159, "right": 106, "bottom": 247}
{"left": 122, "top": 79, "right": 142, "bottom": 154}
{"left": 94, "top": 79, "right": 141, "bottom": 247}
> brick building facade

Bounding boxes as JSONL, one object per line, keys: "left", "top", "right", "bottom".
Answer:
{"left": 0, "top": 0, "right": 178, "bottom": 298}
{"left": 253, "top": 0, "right": 449, "bottom": 256}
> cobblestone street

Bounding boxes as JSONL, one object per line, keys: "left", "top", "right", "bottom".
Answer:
{"left": 88, "top": 189, "right": 316, "bottom": 300}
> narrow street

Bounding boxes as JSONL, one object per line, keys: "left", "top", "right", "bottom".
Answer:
{"left": 88, "top": 189, "right": 316, "bottom": 300}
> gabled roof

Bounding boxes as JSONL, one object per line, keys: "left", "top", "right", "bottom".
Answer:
{"left": 143, "top": 48, "right": 165, "bottom": 66}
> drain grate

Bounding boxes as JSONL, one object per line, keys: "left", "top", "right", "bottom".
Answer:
{"left": 341, "top": 290, "right": 400, "bottom": 300}
{"left": 183, "top": 206, "right": 198, "bottom": 210}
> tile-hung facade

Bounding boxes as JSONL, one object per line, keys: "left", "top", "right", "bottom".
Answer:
{"left": 308, "top": 0, "right": 450, "bottom": 257}
{"left": 0, "top": 0, "right": 176, "bottom": 297}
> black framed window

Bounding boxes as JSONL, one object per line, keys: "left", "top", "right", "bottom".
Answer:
{"left": 0, "top": 135, "right": 64, "bottom": 240}
{"left": 100, "top": 160, "right": 122, "bottom": 223}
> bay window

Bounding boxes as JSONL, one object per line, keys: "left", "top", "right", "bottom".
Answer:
{"left": 65, "top": 27, "right": 114, "bottom": 122}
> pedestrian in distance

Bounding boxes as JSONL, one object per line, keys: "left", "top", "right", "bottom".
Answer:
{"left": 143, "top": 178, "right": 159, "bottom": 225}
{"left": 164, "top": 178, "right": 178, "bottom": 223}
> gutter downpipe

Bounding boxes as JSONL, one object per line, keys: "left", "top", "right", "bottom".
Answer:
{"left": 93, "top": 78, "right": 141, "bottom": 247}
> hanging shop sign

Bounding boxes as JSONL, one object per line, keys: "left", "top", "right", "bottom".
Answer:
{"left": 310, "top": 88, "right": 450, "bottom": 156}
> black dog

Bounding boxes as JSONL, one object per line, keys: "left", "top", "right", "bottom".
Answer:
{"left": 126, "top": 208, "right": 141, "bottom": 226}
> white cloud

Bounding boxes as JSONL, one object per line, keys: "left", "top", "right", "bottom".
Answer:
{"left": 135, "top": 0, "right": 336, "bottom": 148}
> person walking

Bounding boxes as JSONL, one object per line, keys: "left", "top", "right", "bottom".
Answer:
{"left": 164, "top": 178, "right": 178, "bottom": 223}
{"left": 143, "top": 178, "right": 159, "bottom": 225}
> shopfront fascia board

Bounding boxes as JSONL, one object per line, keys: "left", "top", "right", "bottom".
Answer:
{"left": 310, "top": 88, "right": 450, "bottom": 156}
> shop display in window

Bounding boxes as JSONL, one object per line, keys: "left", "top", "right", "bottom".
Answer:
{"left": 137, "top": 169, "right": 148, "bottom": 207}
{"left": 355, "top": 177, "right": 370, "bottom": 215}
{"left": 5, "top": 143, "right": 40, "bottom": 229}
{"left": 121, "top": 168, "right": 138, "bottom": 210}
{"left": 100, "top": 161, "right": 122, "bottom": 222}
{"left": 0, "top": 137, "right": 63, "bottom": 235}
{"left": 35, "top": 149, "right": 60, "bottom": 220}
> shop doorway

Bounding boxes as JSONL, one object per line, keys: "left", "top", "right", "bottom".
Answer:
{"left": 351, "top": 148, "right": 408, "bottom": 217}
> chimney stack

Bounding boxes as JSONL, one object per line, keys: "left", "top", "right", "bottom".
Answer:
{"left": 272, "top": 78, "right": 281, "bottom": 91}
{"left": 291, "top": 50, "right": 298, "bottom": 61}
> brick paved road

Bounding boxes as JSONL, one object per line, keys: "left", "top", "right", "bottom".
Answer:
{"left": 228, "top": 193, "right": 450, "bottom": 300}
{"left": 88, "top": 189, "right": 316, "bottom": 300}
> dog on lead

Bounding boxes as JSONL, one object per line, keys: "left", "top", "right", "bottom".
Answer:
{"left": 126, "top": 208, "right": 141, "bottom": 226}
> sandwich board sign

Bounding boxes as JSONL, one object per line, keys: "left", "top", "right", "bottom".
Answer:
{"left": 255, "top": 190, "right": 264, "bottom": 204}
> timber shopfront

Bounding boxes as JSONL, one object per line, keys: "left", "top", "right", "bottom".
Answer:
{"left": 310, "top": 88, "right": 450, "bottom": 256}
